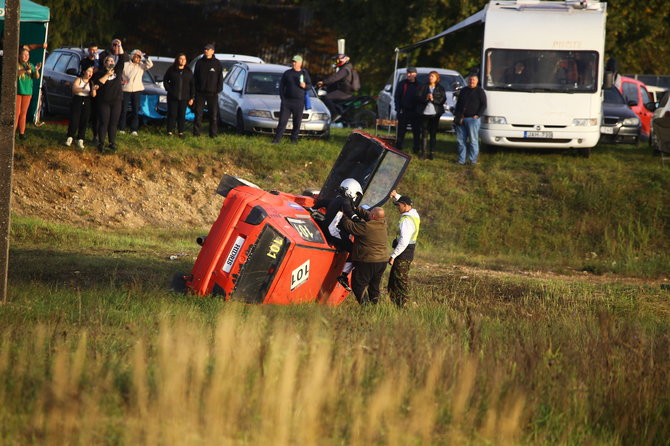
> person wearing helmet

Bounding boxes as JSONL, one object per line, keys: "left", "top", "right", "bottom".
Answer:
{"left": 316, "top": 54, "right": 356, "bottom": 119}
{"left": 314, "top": 178, "right": 364, "bottom": 291}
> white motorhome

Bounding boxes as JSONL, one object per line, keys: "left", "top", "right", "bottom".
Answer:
{"left": 479, "top": 0, "right": 607, "bottom": 153}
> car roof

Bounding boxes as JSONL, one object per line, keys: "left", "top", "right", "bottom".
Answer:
{"left": 149, "top": 56, "right": 175, "bottom": 63}
{"left": 395, "top": 67, "right": 462, "bottom": 76}
{"left": 243, "top": 63, "right": 290, "bottom": 73}
{"left": 191, "top": 53, "right": 264, "bottom": 64}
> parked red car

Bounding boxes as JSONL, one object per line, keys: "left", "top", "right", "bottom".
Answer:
{"left": 616, "top": 76, "right": 656, "bottom": 139}
{"left": 177, "top": 131, "right": 411, "bottom": 305}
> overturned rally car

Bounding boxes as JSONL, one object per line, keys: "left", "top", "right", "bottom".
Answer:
{"left": 176, "top": 131, "right": 411, "bottom": 305}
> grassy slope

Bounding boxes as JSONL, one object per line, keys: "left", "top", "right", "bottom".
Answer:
{"left": 2, "top": 124, "right": 670, "bottom": 445}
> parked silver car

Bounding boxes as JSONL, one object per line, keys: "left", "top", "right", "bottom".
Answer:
{"left": 218, "top": 62, "right": 331, "bottom": 138}
{"left": 376, "top": 67, "right": 465, "bottom": 131}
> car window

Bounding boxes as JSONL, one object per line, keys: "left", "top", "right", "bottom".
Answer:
{"left": 53, "top": 54, "right": 72, "bottom": 74}
{"left": 142, "top": 70, "right": 157, "bottom": 84}
{"left": 44, "top": 52, "right": 60, "bottom": 70}
{"left": 622, "top": 82, "right": 638, "bottom": 105}
{"left": 232, "top": 69, "right": 246, "bottom": 92}
{"left": 246, "top": 72, "right": 282, "bottom": 95}
{"left": 640, "top": 86, "right": 651, "bottom": 105}
{"left": 226, "top": 67, "right": 241, "bottom": 87}
{"left": 66, "top": 55, "right": 80, "bottom": 74}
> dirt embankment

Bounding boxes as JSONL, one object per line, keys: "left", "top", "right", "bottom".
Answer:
{"left": 11, "top": 148, "right": 247, "bottom": 230}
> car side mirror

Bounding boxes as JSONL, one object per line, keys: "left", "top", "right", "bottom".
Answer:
{"left": 645, "top": 101, "right": 658, "bottom": 112}
{"left": 65, "top": 68, "right": 78, "bottom": 76}
{"left": 384, "top": 84, "right": 391, "bottom": 92}
{"left": 232, "top": 87, "right": 243, "bottom": 94}
{"left": 603, "top": 71, "right": 613, "bottom": 90}
{"left": 627, "top": 100, "right": 637, "bottom": 107}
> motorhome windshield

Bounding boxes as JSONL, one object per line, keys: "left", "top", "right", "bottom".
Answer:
{"left": 484, "top": 49, "right": 598, "bottom": 93}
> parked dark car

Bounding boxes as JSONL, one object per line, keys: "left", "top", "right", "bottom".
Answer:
{"left": 600, "top": 87, "right": 641, "bottom": 144}
{"left": 42, "top": 47, "right": 167, "bottom": 117}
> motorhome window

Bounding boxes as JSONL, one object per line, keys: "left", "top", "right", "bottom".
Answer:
{"left": 232, "top": 225, "right": 288, "bottom": 304}
{"left": 484, "top": 49, "right": 598, "bottom": 93}
{"left": 360, "top": 151, "right": 407, "bottom": 209}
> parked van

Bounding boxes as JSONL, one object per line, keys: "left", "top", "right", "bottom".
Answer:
{"left": 477, "top": 0, "right": 607, "bottom": 155}
{"left": 616, "top": 75, "right": 655, "bottom": 139}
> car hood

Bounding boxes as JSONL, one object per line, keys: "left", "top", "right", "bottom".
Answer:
{"left": 142, "top": 83, "right": 167, "bottom": 96}
{"left": 602, "top": 102, "right": 638, "bottom": 120}
{"left": 242, "top": 94, "right": 329, "bottom": 114}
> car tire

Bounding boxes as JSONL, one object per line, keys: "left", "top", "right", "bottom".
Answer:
{"left": 236, "top": 110, "right": 246, "bottom": 133}
{"left": 578, "top": 147, "right": 591, "bottom": 158}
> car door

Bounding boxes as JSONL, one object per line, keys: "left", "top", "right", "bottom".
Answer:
{"left": 637, "top": 84, "right": 654, "bottom": 137}
{"left": 51, "top": 53, "right": 75, "bottom": 114}
{"left": 219, "top": 66, "right": 242, "bottom": 124}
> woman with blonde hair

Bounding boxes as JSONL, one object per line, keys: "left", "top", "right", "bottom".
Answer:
{"left": 15, "top": 47, "right": 41, "bottom": 139}
{"left": 417, "top": 70, "right": 446, "bottom": 160}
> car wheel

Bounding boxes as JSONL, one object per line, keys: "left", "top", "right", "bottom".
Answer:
{"left": 236, "top": 110, "right": 246, "bottom": 133}
{"left": 319, "top": 127, "right": 331, "bottom": 140}
{"left": 354, "top": 110, "right": 377, "bottom": 129}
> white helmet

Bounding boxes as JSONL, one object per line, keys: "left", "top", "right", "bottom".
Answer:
{"left": 339, "top": 178, "right": 363, "bottom": 200}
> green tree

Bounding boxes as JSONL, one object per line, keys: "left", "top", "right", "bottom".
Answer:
{"left": 39, "top": 0, "right": 121, "bottom": 49}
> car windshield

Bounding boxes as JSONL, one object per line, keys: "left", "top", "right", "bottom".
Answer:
{"left": 142, "top": 70, "right": 157, "bottom": 84}
{"left": 149, "top": 61, "right": 172, "bottom": 82}
{"left": 244, "top": 72, "right": 318, "bottom": 97}
{"left": 604, "top": 88, "right": 625, "bottom": 105}
{"left": 396, "top": 73, "right": 464, "bottom": 91}
{"left": 484, "top": 49, "right": 599, "bottom": 93}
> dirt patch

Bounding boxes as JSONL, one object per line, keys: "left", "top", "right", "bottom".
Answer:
{"left": 11, "top": 148, "right": 249, "bottom": 229}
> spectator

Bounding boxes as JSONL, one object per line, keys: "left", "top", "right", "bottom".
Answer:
{"left": 94, "top": 47, "right": 126, "bottom": 153}
{"left": 80, "top": 44, "right": 100, "bottom": 75}
{"left": 417, "top": 70, "right": 446, "bottom": 160}
{"left": 120, "top": 49, "right": 152, "bottom": 136}
{"left": 339, "top": 207, "right": 388, "bottom": 305}
{"left": 193, "top": 43, "right": 223, "bottom": 138}
{"left": 163, "top": 53, "right": 194, "bottom": 138}
{"left": 503, "top": 61, "right": 529, "bottom": 84}
{"left": 65, "top": 66, "right": 96, "bottom": 149}
{"left": 453, "top": 75, "right": 486, "bottom": 164}
{"left": 387, "top": 190, "right": 420, "bottom": 307}
{"left": 394, "top": 66, "right": 422, "bottom": 153}
{"left": 80, "top": 44, "right": 101, "bottom": 143}
{"left": 316, "top": 54, "right": 355, "bottom": 119}
{"left": 99, "top": 38, "right": 127, "bottom": 65}
{"left": 15, "top": 47, "right": 41, "bottom": 140}
{"left": 272, "top": 55, "right": 311, "bottom": 144}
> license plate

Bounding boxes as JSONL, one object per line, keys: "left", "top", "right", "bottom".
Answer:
{"left": 524, "top": 131, "right": 553, "bottom": 138}
{"left": 600, "top": 126, "right": 615, "bottom": 134}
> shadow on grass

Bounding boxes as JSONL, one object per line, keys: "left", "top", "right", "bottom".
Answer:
{"left": 9, "top": 247, "right": 191, "bottom": 292}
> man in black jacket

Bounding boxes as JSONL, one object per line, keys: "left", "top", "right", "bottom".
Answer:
{"left": 193, "top": 44, "right": 223, "bottom": 138}
{"left": 394, "top": 66, "right": 422, "bottom": 153}
{"left": 272, "top": 55, "right": 311, "bottom": 144}
{"left": 316, "top": 54, "right": 355, "bottom": 119}
{"left": 454, "top": 74, "right": 487, "bottom": 164}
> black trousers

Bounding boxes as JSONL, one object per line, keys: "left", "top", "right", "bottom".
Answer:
{"left": 67, "top": 96, "right": 91, "bottom": 140}
{"left": 98, "top": 100, "right": 123, "bottom": 147}
{"left": 89, "top": 97, "right": 98, "bottom": 141}
{"left": 193, "top": 93, "right": 219, "bottom": 137}
{"left": 167, "top": 98, "right": 188, "bottom": 134}
{"left": 351, "top": 261, "right": 387, "bottom": 305}
{"left": 396, "top": 110, "right": 421, "bottom": 152}
{"left": 274, "top": 98, "right": 304, "bottom": 142}
{"left": 421, "top": 115, "right": 440, "bottom": 154}
{"left": 119, "top": 91, "right": 141, "bottom": 131}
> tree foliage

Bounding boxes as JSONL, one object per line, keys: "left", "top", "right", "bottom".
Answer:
{"left": 38, "top": 0, "right": 122, "bottom": 49}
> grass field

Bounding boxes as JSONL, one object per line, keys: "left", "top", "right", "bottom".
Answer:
{"left": 1, "top": 124, "right": 669, "bottom": 444}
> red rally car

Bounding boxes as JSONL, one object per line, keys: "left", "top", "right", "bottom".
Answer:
{"left": 178, "top": 131, "right": 411, "bottom": 305}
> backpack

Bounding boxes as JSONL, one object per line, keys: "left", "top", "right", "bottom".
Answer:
{"left": 350, "top": 68, "right": 361, "bottom": 92}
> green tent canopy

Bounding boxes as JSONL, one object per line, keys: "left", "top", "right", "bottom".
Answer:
{"left": 1, "top": 0, "right": 50, "bottom": 122}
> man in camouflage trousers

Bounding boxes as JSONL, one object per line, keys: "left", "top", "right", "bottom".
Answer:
{"left": 387, "top": 190, "right": 421, "bottom": 307}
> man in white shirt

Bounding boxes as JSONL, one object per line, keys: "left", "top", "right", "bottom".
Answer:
{"left": 387, "top": 190, "right": 420, "bottom": 307}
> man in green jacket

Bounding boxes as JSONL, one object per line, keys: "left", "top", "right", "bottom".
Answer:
{"left": 340, "top": 207, "right": 388, "bottom": 305}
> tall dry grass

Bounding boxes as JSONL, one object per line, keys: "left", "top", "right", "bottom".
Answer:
{"left": 0, "top": 307, "right": 526, "bottom": 445}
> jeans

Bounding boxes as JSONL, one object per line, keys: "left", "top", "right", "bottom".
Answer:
{"left": 120, "top": 91, "right": 140, "bottom": 131}
{"left": 455, "top": 117, "right": 481, "bottom": 163}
